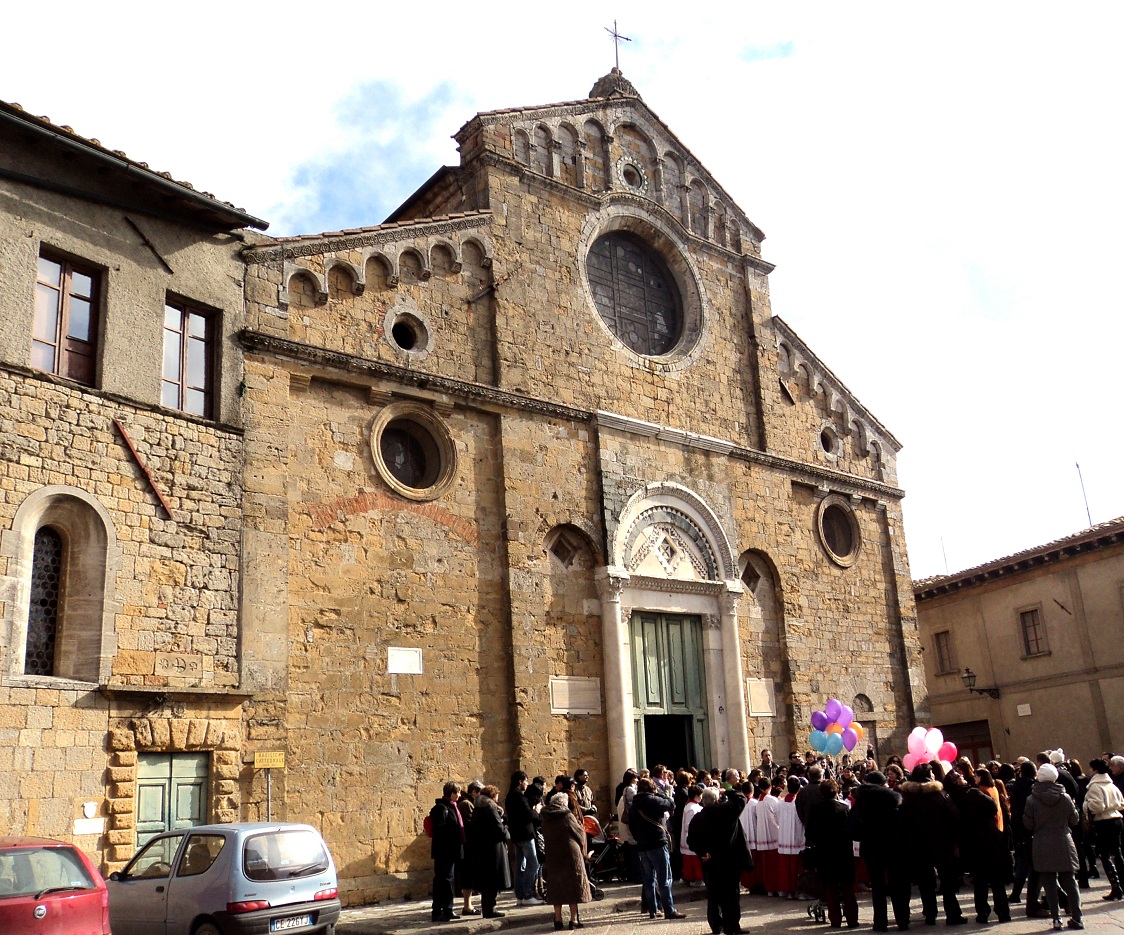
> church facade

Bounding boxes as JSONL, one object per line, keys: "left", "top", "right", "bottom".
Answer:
{"left": 0, "top": 73, "right": 927, "bottom": 903}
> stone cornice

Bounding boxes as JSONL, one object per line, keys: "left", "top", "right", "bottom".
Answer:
{"left": 238, "top": 331, "right": 905, "bottom": 501}
{"left": 241, "top": 213, "right": 493, "bottom": 264}
{"left": 623, "top": 575, "right": 729, "bottom": 596}
{"left": 595, "top": 410, "right": 904, "bottom": 501}
{"left": 238, "top": 330, "right": 591, "bottom": 421}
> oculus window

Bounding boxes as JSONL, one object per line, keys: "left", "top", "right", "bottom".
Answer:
{"left": 587, "top": 231, "right": 682, "bottom": 356}
{"left": 370, "top": 402, "right": 457, "bottom": 501}
{"left": 816, "top": 495, "right": 862, "bottom": 567}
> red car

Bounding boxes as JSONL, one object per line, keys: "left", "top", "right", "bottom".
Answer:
{"left": 0, "top": 836, "right": 111, "bottom": 934}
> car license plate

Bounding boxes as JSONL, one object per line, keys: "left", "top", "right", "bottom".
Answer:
{"left": 270, "top": 915, "right": 312, "bottom": 932}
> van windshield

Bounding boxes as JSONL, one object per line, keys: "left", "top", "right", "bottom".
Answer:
{"left": 242, "top": 830, "right": 329, "bottom": 882}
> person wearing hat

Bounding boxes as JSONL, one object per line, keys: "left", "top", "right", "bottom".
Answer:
{"left": 1023, "top": 763, "right": 1083, "bottom": 930}
{"left": 849, "top": 770, "right": 910, "bottom": 931}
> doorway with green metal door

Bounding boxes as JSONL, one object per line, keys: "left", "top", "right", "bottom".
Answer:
{"left": 630, "top": 612, "right": 709, "bottom": 771}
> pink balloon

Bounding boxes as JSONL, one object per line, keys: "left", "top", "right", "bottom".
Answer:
{"left": 842, "top": 727, "right": 858, "bottom": 752}
{"left": 924, "top": 728, "right": 944, "bottom": 757}
{"left": 837, "top": 706, "right": 854, "bottom": 729}
{"left": 938, "top": 741, "right": 958, "bottom": 763}
{"left": 903, "top": 753, "right": 920, "bottom": 772}
{"left": 907, "top": 732, "right": 926, "bottom": 756}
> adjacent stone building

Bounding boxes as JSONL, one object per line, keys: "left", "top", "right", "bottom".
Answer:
{"left": 915, "top": 517, "right": 1124, "bottom": 764}
{"left": 0, "top": 72, "right": 928, "bottom": 903}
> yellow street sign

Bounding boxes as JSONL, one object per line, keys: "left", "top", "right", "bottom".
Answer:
{"left": 254, "top": 751, "right": 286, "bottom": 769}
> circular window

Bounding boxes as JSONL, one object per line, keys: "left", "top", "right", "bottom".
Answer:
{"left": 622, "top": 164, "right": 643, "bottom": 189}
{"left": 382, "top": 306, "right": 434, "bottom": 360}
{"left": 820, "top": 427, "right": 837, "bottom": 454}
{"left": 587, "top": 231, "right": 683, "bottom": 356}
{"left": 370, "top": 403, "right": 457, "bottom": 501}
{"left": 816, "top": 496, "right": 861, "bottom": 567}
{"left": 391, "top": 319, "right": 419, "bottom": 350}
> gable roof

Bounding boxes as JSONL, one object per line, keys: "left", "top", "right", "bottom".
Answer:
{"left": 913, "top": 515, "right": 1124, "bottom": 599}
{"left": 449, "top": 71, "right": 766, "bottom": 243}
{"left": 0, "top": 99, "right": 267, "bottom": 231}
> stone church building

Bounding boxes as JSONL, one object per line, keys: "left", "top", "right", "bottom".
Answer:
{"left": 0, "top": 72, "right": 927, "bottom": 902}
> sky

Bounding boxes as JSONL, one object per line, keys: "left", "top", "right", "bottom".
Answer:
{"left": 4, "top": 1, "right": 1122, "bottom": 580}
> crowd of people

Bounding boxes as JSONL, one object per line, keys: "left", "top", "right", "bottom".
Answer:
{"left": 427, "top": 747, "right": 1124, "bottom": 934}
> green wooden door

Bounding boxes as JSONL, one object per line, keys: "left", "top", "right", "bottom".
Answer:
{"left": 136, "top": 753, "right": 208, "bottom": 846}
{"left": 630, "top": 613, "right": 709, "bottom": 768}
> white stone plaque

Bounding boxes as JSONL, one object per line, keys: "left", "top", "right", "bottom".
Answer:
{"left": 1017, "top": 703, "right": 1032, "bottom": 717}
{"left": 549, "top": 677, "right": 602, "bottom": 715}
{"left": 746, "top": 678, "right": 776, "bottom": 717}
{"left": 387, "top": 647, "right": 423, "bottom": 675}
{"left": 73, "top": 817, "right": 106, "bottom": 835}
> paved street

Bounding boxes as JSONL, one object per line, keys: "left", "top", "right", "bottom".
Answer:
{"left": 338, "top": 877, "right": 1124, "bottom": 935}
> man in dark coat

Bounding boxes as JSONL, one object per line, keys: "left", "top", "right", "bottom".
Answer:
{"left": 506, "top": 771, "right": 544, "bottom": 906}
{"left": 806, "top": 780, "right": 859, "bottom": 928}
{"left": 898, "top": 764, "right": 966, "bottom": 926}
{"left": 795, "top": 765, "right": 822, "bottom": 829}
{"left": 945, "top": 771, "right": 1010, "bottom": 923}
{"left": 1009, "top": 761, "right": 1036, "bottom": 906}
{"left": 850, "top": 771, "right": 909, "bottom": 931}
{"left": 687, "top": 786, "right": 749, "bottom": 935}
{"left": 430, "top": 781, "right": 465, "bottom": 922}
{"left": 632, "top": 777, "right": 686, "bottom": 919}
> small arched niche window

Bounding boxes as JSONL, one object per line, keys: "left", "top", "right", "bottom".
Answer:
{"left": 6, "top": 488, "right": 115, "bottom": 684}
{"left": 26, "top": 526, "right": 64, "bottom": 676}
{"left": 587, "top": 231, "right": 683, "bottom": 356}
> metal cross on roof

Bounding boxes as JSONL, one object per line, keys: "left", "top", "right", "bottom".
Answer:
{"left": 605, "top": 20, "right": 631, "bottom": 71}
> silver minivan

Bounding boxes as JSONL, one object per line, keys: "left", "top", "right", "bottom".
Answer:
{"left": 107, "top": 823, "right": 341, "bottom": 935}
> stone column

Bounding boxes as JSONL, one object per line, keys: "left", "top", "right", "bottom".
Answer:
{"left": 702, "top": 612, "right": 729, "bottom": 769}
{"left": 720, "top": 585, "right": 751, "bottom": 770}
{"left": 596, "top": 567, "right": 635, "bottom": 791}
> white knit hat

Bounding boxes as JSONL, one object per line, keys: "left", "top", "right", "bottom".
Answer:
{"left": 1049, "top": 748, "right": 1066, "bottom": 765}
{"left": 1036, "top": 763, "right": 1059, "bottom": 783}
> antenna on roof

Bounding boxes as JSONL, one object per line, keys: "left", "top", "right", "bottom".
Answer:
{"left": 605, "top": 20, "right": 631, "bottom": 71}
{"left": 1076, "top": 462, "right": 1093, "bottom": 528}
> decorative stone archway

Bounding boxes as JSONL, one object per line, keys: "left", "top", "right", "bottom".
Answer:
{"left": 597, "top": 483, "right": 747, "bottom": 785}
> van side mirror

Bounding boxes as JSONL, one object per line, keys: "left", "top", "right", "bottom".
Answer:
{"left": 109, "top": 871, "right": 122, "bottom": 881}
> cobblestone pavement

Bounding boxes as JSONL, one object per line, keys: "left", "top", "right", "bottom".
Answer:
{"left": 338, "top": 878, "right": 1124, "bottom": 935}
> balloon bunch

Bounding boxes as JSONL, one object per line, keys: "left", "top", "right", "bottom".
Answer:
{"left": 808, "top": 697, "right": 863, "bottom": 756}
{"left": 903, "top": 726, "right": 958, "bottom": 774}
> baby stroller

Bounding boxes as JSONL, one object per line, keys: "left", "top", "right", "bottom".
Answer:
{"left": 582, "top": 815, "right": 620, "bottom": 896}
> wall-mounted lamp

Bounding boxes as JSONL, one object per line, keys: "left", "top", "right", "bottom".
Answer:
{"left": 961, "top": 667, "right": 1000, "bottom": 699}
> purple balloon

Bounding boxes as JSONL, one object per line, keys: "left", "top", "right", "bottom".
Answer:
{"left": 837, "top": 705, "right": 854, "bottom": 729}
{"left": 810, "top": 710, "right": 829, "bottom": 732}
{"left": 824, "top": 697, "right": 842, "bottom": 722}
{"left": 842, "top": 727, "right": 858, "bottom": 752}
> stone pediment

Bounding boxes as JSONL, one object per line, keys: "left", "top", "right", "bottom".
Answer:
{"left": 455, "top": 71, "right": 765, "bottom": 259}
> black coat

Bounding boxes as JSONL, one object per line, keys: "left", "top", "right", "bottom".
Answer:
{"left": 686, "top": 791, "right": 748, "bottom": 871}
{"left": 631, "top": 791, "right": 674, "bottom": 850}
{"left": 848, "top": 782, "right": 901, "bottom": 859}
{"left": 898, "top": 780, "right": 960, "bottom": 871}
{"left": 805, "top": 796, "right": 855, "bottom": 886}
{"left": 795, "top": 778, "right": 821, "bottom": 828}
{"left": 950, "top": 786, "right": 1008, "bottom": 878}
{"left": 430, "top": 797, "right": 464, "bottom": 862}
{"left": 467, "top": 795, "right": 510, "bottom": 891}
{"left": 505, "top": 787, "right": 540, "bottom": 843}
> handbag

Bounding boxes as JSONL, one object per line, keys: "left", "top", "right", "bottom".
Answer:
{"left": 730, "top": 816, "right": 754, "bottom": 872}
